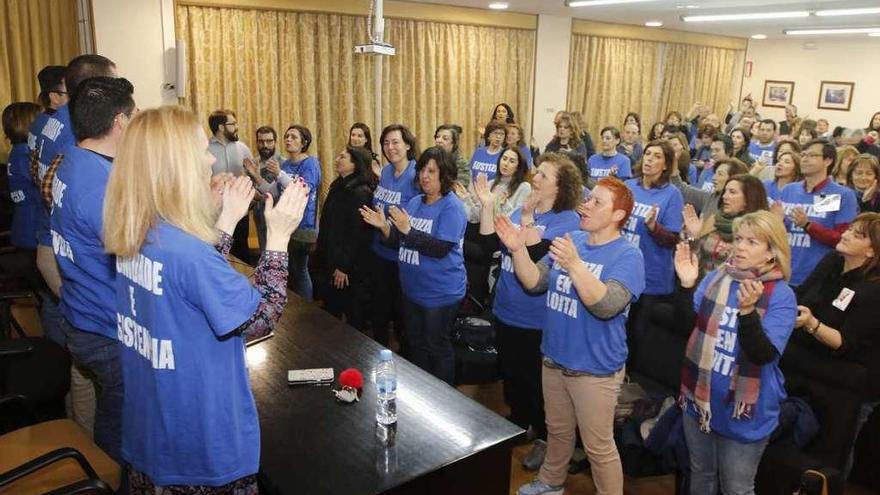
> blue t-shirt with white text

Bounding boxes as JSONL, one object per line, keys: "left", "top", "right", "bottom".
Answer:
{"left": 398, "top": 193, "right": 467, "bottom": 308}
{"left": 29, "top": 106, "right": 75, "bottom": 247}
{"left": 541, "top": 232, "right": 645, "bottom": 373}
{"left": 623, "top": 179, "right": 684, "bottom": 295}
{"left": 116, "top": 222, "right": 261, "bottom": 486}
{"left": 469, "top": 146, "right": 502, "bottom": 182}
{"left": 493, "top": 208, "right": 581, "bottom": 329}
{"left": 372, "top": 161, "right": 419, "bottom": 261}
{"left": 683, "top": 272, "right": 797, "bottom": 442}
{"left": 51, "top": 147, "right": 116, "bottom": 338}
{"left": 778, "top": 179, "right": 858, "bottom": 286}
{"left": 588, "top": 153, "right": 632, "bottom": 180}
{"left": 748, "top": 142, "right": 776, "bottom": 165}
{"left": 7, "top": 143, "right": 39, "bottom": 248}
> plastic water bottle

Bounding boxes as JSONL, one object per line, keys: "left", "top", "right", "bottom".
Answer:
{"left": 376, "top": 349, "right": 398, "bottom": 425}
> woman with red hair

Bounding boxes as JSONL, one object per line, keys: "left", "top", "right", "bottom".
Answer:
{"left": 499, "top": 177, "right": 646, "bottom": 495}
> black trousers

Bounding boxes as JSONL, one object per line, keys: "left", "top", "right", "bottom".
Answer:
{"left": 231, "top": 214, "right": 251, "bottom": 264}
{"left": 496, "top": 318, "right": 546, "bottom": 438}
{"left": 463, "top": 222, "right": 498, "bottom": 308}
{"left": 324, "top": 275, "right": 367, "bottom": 332}
{"left": 369, "top": 254, "right": 404, "bottom": 349}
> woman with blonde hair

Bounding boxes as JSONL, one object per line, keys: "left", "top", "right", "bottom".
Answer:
{"left": 832, "top": 145, "right": 860, "bottom": 185}
{"left": 568, "top": 110, "right": 595, "bottom": 158}
{"left": 545, "top": 113, "right": 587, "bottom": 159}
{"left": 673, "top": 210, "right": 797, "bottom": 495}
{"left": 103, "top": 105, "right": 309, "bottom": 493}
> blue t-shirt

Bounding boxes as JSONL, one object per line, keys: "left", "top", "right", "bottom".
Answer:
{"left": 7, "top": 143, "right": 39, "bottom": 248}
{"left": 779, "top": 179, "right": 859, "bottom": 286}
{"left": 398, "top": 193, "right": 467, "bottom": 308}
{"left": 280, "top": 155, "right": 321, "bottom": 233}
{"left": 493, "top": 208, "right": 580, "bottom": 329}
{"left": 29, "top": 106, "right": 75, "bottom": 247}
{"left": 687, "top": 163, "right": 698, "bottom": 186}
{"left": 623, "top": 179, "right": 684, "bottom": 295}
{"left": 764, "top": 179, "right": 783, "bottom": 202}
{"left": 684, "top": 273, "right": 797, "bottom": 442}
{"left": 588, "top": 153, "right": 632, "bottom": 180}
{"left": 372, "top": 161, "right": 419, "bottom": 261}
{"left": 541, "top": 233, "right": 645, "bottom": 373}
{"left": 116, "top": 222, "right": 261, "bottom": 486}
{"left": 748, "top": 142, "right": 776, "bottom": 165}
{"left": 469, "top": 146, "right": 502, "bottom": 182}
{"left": 51, "top": 147, "right": 116, "bottom": 338}
{"left": 696, "top": 163, "right": 716, "bottom": 193}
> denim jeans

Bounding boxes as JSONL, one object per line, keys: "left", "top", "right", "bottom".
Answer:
{"left": 60, "top": 318, "right": 124, "bottom": 464}
{"left": 683, "top": 413, "right": 769, "bottom": 495}
{"left": 402, "top": 297, "right": 460, "bottom": 385}
{"left": 287, "top": 239, "right": 313, "bottom": 301}
{"left": 39, "top": 292, "right": 66, "bottom": 347}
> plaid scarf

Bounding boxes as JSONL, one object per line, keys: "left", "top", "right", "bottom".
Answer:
{"left": 680, "top": 261, "right": 783, "bottom": 432}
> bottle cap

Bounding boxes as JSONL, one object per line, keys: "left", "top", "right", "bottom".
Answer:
{"left": 380, "top": 349, "right": 392, "bottom": 361}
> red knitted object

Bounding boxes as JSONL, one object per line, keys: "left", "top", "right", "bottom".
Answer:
{"left": 339, "top": 368, "right": 364, "bottom": 390}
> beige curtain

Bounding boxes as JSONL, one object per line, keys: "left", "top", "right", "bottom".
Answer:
{"left": 656, "top": 43, "right": 743, "bottom": 123}
{"left": 175, "top": 3, "right": 536, "bottom": 196}
{"left": 383, "top": 18, "right": 535, "bottom": 157}
{"left": 567, "top": 35, "right": 660, "bottom": 138}
{"left": 0, "top": 0, "right": 79, "bottom": 157}
{"left": 567, "top": 33, "right": 743, "bottom": 136}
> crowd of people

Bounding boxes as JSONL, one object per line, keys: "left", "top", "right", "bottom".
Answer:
{"left": 4, "top": 52, "right": 880, "bottom": 494}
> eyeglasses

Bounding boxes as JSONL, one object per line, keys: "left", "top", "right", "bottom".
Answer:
{"left": 224, "top": 121, "right": 238, "bottom": 127}
{"left": 800, "top": 152, "right": 823, "bottom": 159}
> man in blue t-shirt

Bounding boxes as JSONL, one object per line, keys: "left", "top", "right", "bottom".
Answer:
{"left": 748, "top": 119, "right": 777, "bottom": 166}
{"left": 51, "top": 76, "right": 135, "bottom": 463}
{"left": 29, "top": 56, "right": 117, "bottom": 313}
{"left": 777, "top": 140, "right": 858, "bottom": 286}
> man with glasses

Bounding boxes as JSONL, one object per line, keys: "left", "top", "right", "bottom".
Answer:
{"left": 243, "top": 126, "right": 283, "bottom": 251}
{"left": 36, "top": 65, "right": 68, "bottom": 112}
{"left": 207, "top": 109, "right": 255, "bottom": 262}
{"left": 50, "top": 76, "right": 136, "bottom": 463}
{"left": 777, "top": 139, "right": 858, "bottom": 286}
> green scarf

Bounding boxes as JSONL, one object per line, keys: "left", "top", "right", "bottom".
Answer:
{"left": 713, "top": 210, "right": 738, "bottom": 242}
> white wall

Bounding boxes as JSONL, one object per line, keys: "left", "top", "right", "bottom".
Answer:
{"left": 741, "top": 37, "right": 880, "bottom": 130}
{"left": 90, "top": 0, "right": 178, "bottom": 109}
{"left": 531, "top": 15, "right": 572, "bottom": 148}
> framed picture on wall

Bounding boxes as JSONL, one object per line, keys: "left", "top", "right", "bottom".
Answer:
{"left": 818, "top": 81, "right": 855, "bottom": 111}
{"left": 762, "top": 80, "right": 795, "bottom": 108}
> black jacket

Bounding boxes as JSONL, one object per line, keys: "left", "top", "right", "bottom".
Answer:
{"left": 314, "top": 173, "right": 375, "bottom": 277}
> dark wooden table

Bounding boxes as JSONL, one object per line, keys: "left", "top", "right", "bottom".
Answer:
{"left": 246, "top": 297, "right": 524, "bottom": 495}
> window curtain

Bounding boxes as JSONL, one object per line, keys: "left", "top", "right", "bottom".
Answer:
{"left": 567, "top": 33, "right": 743, "bottom": 137}
{"left": 175, "top": 3, "right": 536, "bottom": 196}
{"left": 656, "top": 42, "right": 744, "bottom": 125}
{"left": 0, "top": 0, "right": 80, "bottom": 157}
{"left": 382, "top": 18, "right": 535, "bottom": 159}
{"left": 567, "top": 35, "right": 661, "bottom": 142}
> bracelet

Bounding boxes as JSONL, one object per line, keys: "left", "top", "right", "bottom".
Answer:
{"left": 803, "top": 221, "right": 812, "bottom": 231}
{"left": 807, "top": 319, "right": 821, "bottom": 335}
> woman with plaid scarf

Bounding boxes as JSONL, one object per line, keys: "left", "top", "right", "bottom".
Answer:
{"left": 673, "top": 211, "right": 797, "bottom": 495}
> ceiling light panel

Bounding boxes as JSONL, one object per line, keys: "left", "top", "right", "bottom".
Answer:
{"left": 683, "top": 11, "right": 810, "bottom": 22}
